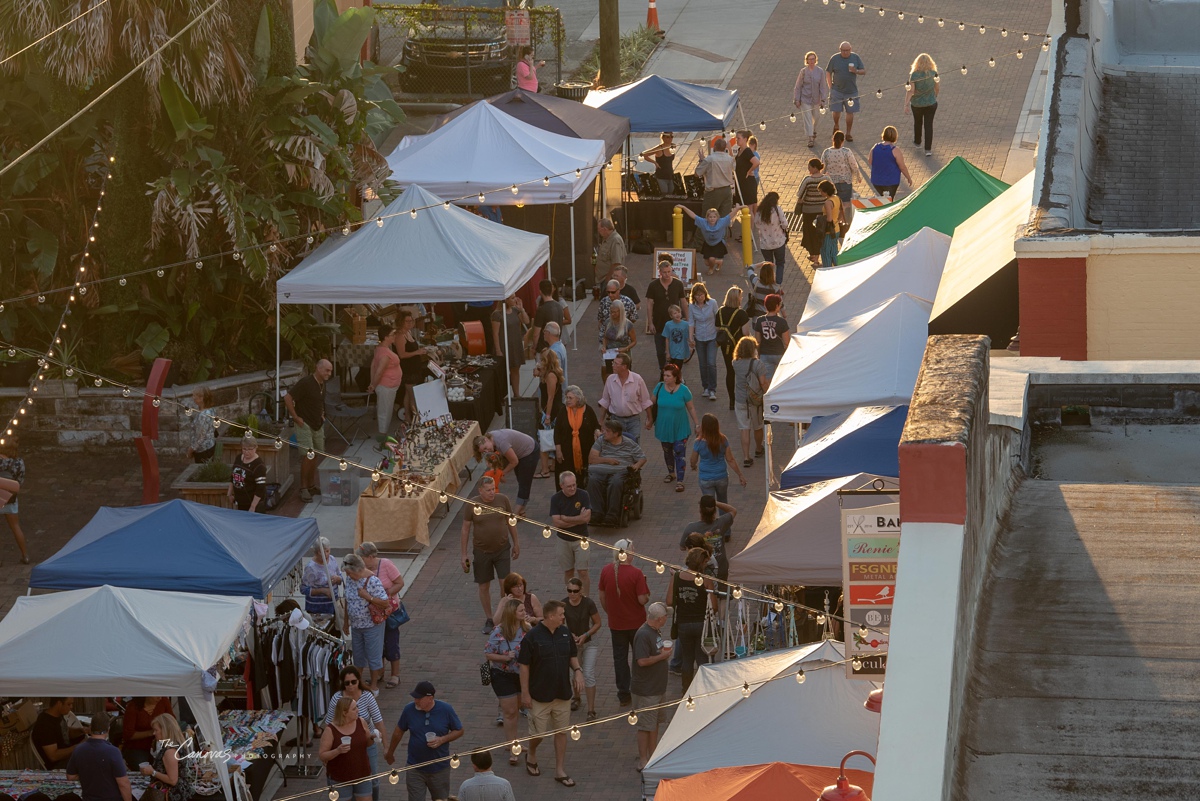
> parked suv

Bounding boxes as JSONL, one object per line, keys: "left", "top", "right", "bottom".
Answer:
{"left": 399, "top": 0, "right": 516, "bottom": 96}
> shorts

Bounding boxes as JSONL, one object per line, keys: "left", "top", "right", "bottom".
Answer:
{"left": 0, "top": 500, "right": 17, "bottom": 515}
{"left": 329, "top": 777, "right": 372, "bottom": 799}
{"left": 735, "top": 401, "right": 763, "bottom": 431}
{"left": 631, "top": 694, "right": 664, "bottom": 731}
{"left": 700, "top": 240, "right": 728, "bottom": 260}
{"left": 555, "top": 536, "right": 589, "bottom": 573}
{"left": 874, "top": 184, "right": 899, "bottom": 200}
{"left": 829, "top": 91, "right": 858, "bottom": 114}
{"left": 835, "top": 182, "right": 853, "bottom": 204}
{"left": 295, "top": 421, "right": 326, "bottom": 452}
{"left": 352, "top": 622, "right": 385, "bottom": 670}
{"left": 490, "top": 669, "right": 521, "bottom": 699}
{"left": 529, "top": 698, "right": 571, "bottom": 736}
{"left": 473, "top": 547, "right": 511, "bottom": 585}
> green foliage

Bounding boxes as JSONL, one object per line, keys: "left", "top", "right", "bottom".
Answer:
{"left": 193, "top": 458, "right": 233, "bottom": 483}
{"left": 572, "top": 25, "right": 661, "bottom": 85}
{"left": 228, "top": 413, "right": 261, "bottom": 438}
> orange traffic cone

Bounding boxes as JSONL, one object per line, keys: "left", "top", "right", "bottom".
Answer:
{"left": 647, "top": 0, "right": 663, "bottom": 34}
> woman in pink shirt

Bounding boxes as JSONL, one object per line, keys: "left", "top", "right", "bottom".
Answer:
{"left": 358, "top": 541, "right": 405, "bottom": 689}
{"left": 367, "top": 324, "right": 403, "bottom": 436}
{"left": 515, "top": 46, "right": 545, "bottom": 92}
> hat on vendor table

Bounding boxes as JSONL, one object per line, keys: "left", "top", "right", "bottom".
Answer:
{"left": 411, "top": 681, "right": 436, "bottom": 699}
{"left": 90, "top": 710, "right": 112, "bottom": 736}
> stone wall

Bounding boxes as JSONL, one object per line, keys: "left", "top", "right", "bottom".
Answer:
{"left": 0, "top": 363, "right": 303, "bottom": 452}
{"left": 1028, "top": 382, "right": 1200, "bottom": 424}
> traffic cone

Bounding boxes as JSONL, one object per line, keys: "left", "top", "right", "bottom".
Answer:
{"left": 647, "top": 0, "right": 663, "bottom": 35}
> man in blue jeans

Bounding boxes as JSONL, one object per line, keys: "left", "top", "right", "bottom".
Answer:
{"left": 386, "top": 681, "right": 464, "bottom": 801}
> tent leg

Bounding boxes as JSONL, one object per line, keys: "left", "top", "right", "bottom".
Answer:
{"left": 275, "top": 302, "right": 281, "bottom": 422}
{"left": 505, "top": 315, "right": 513, "bottom": 428}
{"left": 623, "top": 136, "right": 630, "bottom": 243}
{"left": 600, "top": 167, "right": 607, "bottom": 220}
{"left": 570, "top": 206, "right": 577, "bottom": 351}
{"left": 764, "top": 421, "right": 772, "bottom": 490}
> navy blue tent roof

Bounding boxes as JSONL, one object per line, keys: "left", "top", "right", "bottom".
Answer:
{"left": 583, "top": 75, "right": 739, "bottom": 133}
{"left": 30, "top": 499, "right": 320, "bottom": 597}
{"left": 780, "top": 406, "right": 907, "bottom": 489}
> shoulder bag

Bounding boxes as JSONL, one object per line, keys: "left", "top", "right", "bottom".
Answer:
{"left": 648, "top": 383, "right": 663, "bottom": 425}
{"left": 745, "top": 359, "right": 764, "bottom": 407}
{"left": 715, "top": 308, "right": 736, "bottom": 349}
{"left": 366, "top": 579, "right": 400, "bottom": 625}
{"left": 385, "top": 601, "right": 410, "bottom": 630}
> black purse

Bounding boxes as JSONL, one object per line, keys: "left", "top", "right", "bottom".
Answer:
{"left": 648, "top": 384, "right": 663, "bottom": 425}
{"left": 479, "top": 661, "right": 492, "bottom": 686}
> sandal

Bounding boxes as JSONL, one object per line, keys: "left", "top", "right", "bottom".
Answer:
{"left": 663, "top": 474, "right": 675, "bottom": 484}
{"left": 554, "top": 776, "right": 576, "bottom": 787}
{"left": 587, "top": 710, "right": 597, "bottom": 721}
{"left": 534, "top": 472, "right": 552, "bottom": 479}
{"left": 675, "top": 482, "right": 685, "bottom": 493}
{"left": 743, "top": 459, "right": 754, "bottom": 468}
{"left": 571, "top": 697, "right": 581, "bottom": 711}
{"left": 509, "top": 755, "right": 520, "bottom": 766}
{"left": 525, "top": 759, "right": 541, "bottom": 777}
{"left": 385, "top": 676, "right": 400, "bottom": 689}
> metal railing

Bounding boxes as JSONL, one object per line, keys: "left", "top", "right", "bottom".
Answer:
{"left": 374, "top": 4, "right": 565, "bottom": 100}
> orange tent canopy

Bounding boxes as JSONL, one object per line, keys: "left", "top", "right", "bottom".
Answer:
{"left": 654, "top": 761, "right": 875, "bottom": 800}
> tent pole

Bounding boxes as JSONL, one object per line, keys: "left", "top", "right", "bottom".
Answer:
{"left": 623, "top": 136, "right": 630, "bottom": 242}
{"left": 570, "top": 204, "right": 577, "bottom": 351}
{"left": 274, "top": 302, "right": 281, "bottom": 422}
{"left": 505, "top": 305, "right": 513, "bottom": 427}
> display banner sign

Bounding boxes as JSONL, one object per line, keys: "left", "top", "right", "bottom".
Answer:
{"left": 842, "top": 502, "right": 900, "bottom": 679}
{"left": 654, "top": 248, "right": 697, "bottom": 282}
{"left": 504, "top": 10, "right": 531, "bottom": 46}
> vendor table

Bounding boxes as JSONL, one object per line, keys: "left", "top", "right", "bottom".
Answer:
{"left": 354, "top": 421, "right": 481, "bottom": 548}
{"left": 445, "top": 359, "right": 499, "bottom": 430}
{"left": 0, "top": 769, "right": 151, "bottom": 799}
{"left": 625, "top": 199, "right": 703, "bottom": 237}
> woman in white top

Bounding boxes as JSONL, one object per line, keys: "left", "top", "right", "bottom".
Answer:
{"left": 822, "top": 130, "right": 862, "bottom": 227}
{"left": 752, "top": 192, "right": 790, "bottom": 283}
{"left": 688, "top": 282, "right": 721, "bottom": 401}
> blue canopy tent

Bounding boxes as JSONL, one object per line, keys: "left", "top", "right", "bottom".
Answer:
{"left": 30, "top": 499, "right": 320, "bottom": 597}
{"left": 583, "top": 75, "right": 740, "bottom": 132}
{"left": 780, "top": 406, "right": 907, "bottom": 489}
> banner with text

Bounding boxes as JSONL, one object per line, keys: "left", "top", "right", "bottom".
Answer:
{"left": 842, "top": 502, "right": 900, "bottom": 679}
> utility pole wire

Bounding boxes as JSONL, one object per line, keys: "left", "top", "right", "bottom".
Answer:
{"left": 0, "top": 0, "right": 224, "bottom": 180}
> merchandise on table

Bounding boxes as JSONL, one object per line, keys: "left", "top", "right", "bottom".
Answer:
{"left": 0, "top": 769, "right": 151, "bottom": 799}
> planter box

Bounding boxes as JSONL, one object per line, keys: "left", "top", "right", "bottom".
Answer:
{"left": 171, "top": 462, "right": 237, "bottom": 509}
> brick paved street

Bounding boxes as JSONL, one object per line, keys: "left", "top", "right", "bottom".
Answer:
{"left": 0, "top": 0, "right": 1048, "bottom": 797}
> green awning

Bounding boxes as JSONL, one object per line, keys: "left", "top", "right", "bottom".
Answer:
{"left": 839, "top": 156, "right": 1009, "bottom": 264}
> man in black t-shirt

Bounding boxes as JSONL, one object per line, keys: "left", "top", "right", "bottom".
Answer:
{"left": 32, "top": 697, "right": 84, "bottom": 769}
{"left": 734, "top": 130, "right": 760, "bottom": 212}
{"left": 531, "top": 279, "right": 564, "bottom": 354}
{"left": 518, "top": 601, "right": 584, "bottom": 785}
{"left": 229, "top": 437, "right": 268, "bottom": 512}
{"left": 645, "top": 261, "right": 688, "bottom": 371}
{"left": 284, "top": 359, "right": 332, "bottom": 502}
{"left": 550, "top": 472, "right": 592, "bottom": 594}
{"left": 614, "top": 266, "right": 640, "bottom": 308}
{"left": 752, "top": 294, "right": 789, "bottom": 378}
{"left": 562, "top": 577, "right": 601, "bottom": 717}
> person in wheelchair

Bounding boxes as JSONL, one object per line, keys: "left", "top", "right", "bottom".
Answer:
{"left": 587, "top": 420, "right": 647, "bottom": 527}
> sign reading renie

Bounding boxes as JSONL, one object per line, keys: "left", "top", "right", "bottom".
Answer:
{"left": 842, "top": 502, "right": 899, "bottom": 680}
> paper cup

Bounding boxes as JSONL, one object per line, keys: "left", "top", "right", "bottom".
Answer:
{"left": 138, "top": 763, "right": 151, "bottom": 770}
{"left": 424, "top": 732, "right": 437, "bottom": 744}
{"left": 661, "top": 639, "right": 673, "bottom": 650}
{"left": 340, "top": 736, "right": 352, "bottom": 746}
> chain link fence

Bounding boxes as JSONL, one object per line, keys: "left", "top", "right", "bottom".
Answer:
{"left": 374, "top": 4, "right": 565, "bottom": 100}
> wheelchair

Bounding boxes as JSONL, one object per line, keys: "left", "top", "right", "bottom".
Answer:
{"left": 616, "top": 466, "right": 644, "bottom": 528}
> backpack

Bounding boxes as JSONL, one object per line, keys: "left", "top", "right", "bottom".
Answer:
{"left": 716, "top": 308, "right": 738, "bottom": 349}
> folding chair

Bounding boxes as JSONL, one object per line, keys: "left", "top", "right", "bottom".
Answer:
{"left": 324, "top": 376, "right": 374, "bottom": 445}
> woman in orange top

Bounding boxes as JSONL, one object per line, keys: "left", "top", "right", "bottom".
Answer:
{"left": 367, "top": 324, "right": 403, "bottom": 436}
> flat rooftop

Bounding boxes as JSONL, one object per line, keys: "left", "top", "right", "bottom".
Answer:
{"left": 1086, "top": 72, "right": 1200, "bottom": 230}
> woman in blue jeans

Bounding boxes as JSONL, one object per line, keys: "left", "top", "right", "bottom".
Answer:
{"left": 668, "top": 548, "right": 719, "bottom": 691}
{"left": 689, "top": 414, "right": 747, "bottom": 502}
{"left": 688, "top": 282, "right": 720, "bottom": 400}
{"left": 342, "top": 554, "right": 391, "bottom": 693}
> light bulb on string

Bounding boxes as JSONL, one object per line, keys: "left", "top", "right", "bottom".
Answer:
{"left": 847, "top": 98, "right": 855, "bottom": 108}
{"left": 917, "top": 14, "right": 924, "bottom": 23}
{"left": 342, "top": 225, "right": 350, "bottom": 235}
{"left": 980, "top": 24, "right": 987, "bottom": 34}
{"left": 307, "top": 235, "right": 315, "bottom": 244}
{"left": 269, "top": 244, "right": 278, "bottom": 253}
{"left": 857, "top": 3, "right": 864, "bottom": 10}
{"left": 758, "top": 120, "right": 765, "bottom": 131}
{"left": 732, "top": 586, "right": 743, "bottom": 600}
{"left": 957, "top": 21, "right": 965, "bottom": 30}
{"left": 618, "top": 549, "right": 628, "bottom": 562}
{"left": 371, "top": 471, "right": 381, "bottom": 482}
{"left": 328, "top": 790, "right": 338, "bottom": 801}
{"left": 448, "top": 756, "right": 459, "bottom": 770}
{"left": 410, "top": 209, "right": 417, "bottom": 219}
{"left": 897, "top": 10, "right": 903, "bottom": 19}
{"left": 859, "top": 624, "right": 868, "bottom": 638}
{"left": 819, "top": 106, "right": 827, "bottom": 115}
{"left": 773, "top": 600, "right": 784, "bottom": 612}
{"left": 877, "top": 7, "right": 884, "bottom": 15}
{"left": 376, "top": 218, "right": 384, "bottom": 228}
{"left": 838, "top": 0, "right": 845, "bottom": 8}
{"left": 306, "top": 449, "right": 316, "bottom": 460}
{"left": 473, "top": 505, "right": 483, "bottom": 516}
{"left": 937, "top": 17, "right": 944, "bottom": 26}
{"left": 37, "top": 295, "right": 45, "bottom": 304}
{"left": 852, "top": 657, "right": 863, "bottom": 671}
{"left": 741, "top": 682, "right": 751, "bottom": 698}
{"left": 6, "top": 350, "right": 13, "bottom": 358}
{"left": 988, "top": 57, "right": 996, "bottom": 67}
{"left": 156, "top": 269, "right": 164, "bottom": 278}
{"left": 232, "top": 251, "right": 241, "bottom": 261}
{"left": 1022, "top": 31, "right": 1030, "bottom": 41}
{"left": 122, "top": 388, "right": 131, "bottom": 398}
{"left": 575, "top": 168, "right": 581, "bottom": 177}
{"left": 439, "top": 492, "right": 448, "bottom": 504}
{"left": 542, "top": 527, "right": 552, "bottom": 539}
{"left": 905, "top": 81, "right": 912, "bottom": 90}
{"left": 796, "top": 669, "right": 806, "bottom": 684}
{"left": 693, "top": 573, "right": 703, "bottom": 586}
{"left": 627, "top": 712, "right": 637, "bottom": 725}
{"left": 569, "top": 726, "right": 581, "bottom": 741}
{"left": 686, "top": 697, "right": 695, "bottom": 711}
{"left": 274, "top": 438, "right": 284, "bottom": 450}
{"left": 579, "top": 538, "right": 589, "bottom": 550}
{"left": 510, "top": 184, "right": 519, "bottom": 194}
{"left": 1043, "top": 38, "right": 1051, "bottom": 50}
{"left": 961, "top": 65, "right": 968, "bottom": 74}
{"left": 542, "top": 176, "right": 550, "bottom": 186}
{"left": 94, "top": 378, "right": 102, "bottom": 387}
{"left": 151, "top": 397, "right": 160, "bottom": 408}
{"left": 1001, "top": 27, "right": 1009, "bottom": 36}
{"left": 339, "top": 460, "right": 348, "bottom": 471}
{"left": 478, "top": 193, "right": 486, "bottom": 203}
{"left": 816, "top": 613, "right": 827, "bottom": 625}
{"left": 875, "top": 89, "right": 883, "bottom": 98}
{"left": 389, "top": 770, "right": 400, "bottom": 784}
{"left": 1016, "top": 49, "right": 1024, "bottom": 59}
{"left": 510, "top": 741, "right": 522, "bottom": 756}
{"left": 655, "top": 561, "right": 664, "bottom": 574}
{"left": 508, "top": 515, "right": 518, "bottom": 526}
{"left": 789, "top": 112, "right": 796, "bottom": 122}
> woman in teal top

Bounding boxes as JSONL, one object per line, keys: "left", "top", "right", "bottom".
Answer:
{"left": 652, "top": 363, "right": 699, "bottom": 493}
{"left": 904, "top": 53, "right": 940, "bottom": 156}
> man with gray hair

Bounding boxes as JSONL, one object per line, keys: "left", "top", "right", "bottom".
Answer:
{"left": 595, "top": 217, "right": 626, "bottom": 284}
{"left": 461, "top": 475, "right": 520, "bottom": 633}
{"left": 587, "top": 418, "right": 647, "bottom": 527}
{"left": 631, "top": 602, "right": 672, "bottom": 771}
{"left": 694, "top": 138, "right": 736, "bottom": 218}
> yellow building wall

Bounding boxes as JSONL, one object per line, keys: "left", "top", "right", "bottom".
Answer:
{"left": 293, "top": 0, "right": 365, "bottom": 64}
{"left": 1087, "top": 252, "right": 1200, "bottom": 359}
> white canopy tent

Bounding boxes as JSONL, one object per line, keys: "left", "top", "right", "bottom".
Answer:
{"left": 764, "top": 293, "right": 933, "bottom": 423}
{"left": 729, "top": 474, "right": 897, "bottom": 586}
{"left": 0, "top": 586, "right": 250, "bottom": 800}
{"left": 798, "top": 228, "right": 951, "bottom": 334}
{"left": 642, "top": 640, "right": 881, "bottom": 797}
{"left": 274, "top": 184, "right": 551, "bottom": 410}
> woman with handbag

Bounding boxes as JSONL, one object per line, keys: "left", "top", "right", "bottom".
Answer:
{"left": 652, "top": 363, "right": 699, "bottom": 493}
{"left": 483, "top": 598, "right": 531, "bottom": 764}
{"left": 819, "top": 180, "right": 844, "bottom": 268}
{"left": 342, "top": 554, "right": 393, "bottom": 695}
{"left": 301, "top": 538, "right": 343, "bottom": 617}
{"left": 137, "top": 714, "right": 195, "bottom": 801}
{"left": 715, "top": 288, "right": 751, "bottom": 411}
{"left": 553, "top": 386, "right": 600, "bottom": 491}
{"left": 357, "top": 542, "right": 405, "bottom": 690}
{"left": 666, "top": 549, "right": 719, "bottom": 691}
{"left": 319, "top": 697, "right": 374, "bottom": 801}
{"left": 534, "top": 349, "right": 564, "bottom": 479}
{"left": 752, "top": 193, "right": 790, "bottom": 283}
{"left": 732, "top": 337, "right": 771, "bottom": 467}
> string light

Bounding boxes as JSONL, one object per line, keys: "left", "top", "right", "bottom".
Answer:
{"left": 917, "top": 13, "right": 923, "bottom": 22}
{"left": 957, "top": 21, "right": 965, "bottom": 30}
{"left": 1001, "top": 27, "right": 1008, "bottom": 36}
{"left": 789, "top": 112, "right": 796, "bottom": 122}
{"left": 447, "top": 757, "right": 458, "bottom": 771}
{"left": 961, "top": 65, "right": 968, "bottom": 74}
{"left": 693, "top": 573, "right": 704, "bottom": 586}
{"left": 877, "top": 7, "right": 884, "bottom": 15}
{"left": 376, "top": 218, "right": 384, "bottom": 228}
{"left": 852, "top": 657, "right": 864, "bottom": 671}
{"left": 569, "top": 726, "right": 581, "bottom": 741}
{"left": 685, "top": 697, "right": 695, "bottom": 711}
{"left": 655, "top": 561, "right": 665, "bottom": 574}
{"left": 618, "top": 549, "right": 628, "bottom": 562}
{"left": 796, "top": 669, "right": 806, "bottom": 684}
{"left": 732, "top": 587, "right": 743, "bottom": 600}
{"left": 1016, "top": 49, "right": 1024, "bottom": 59}
{"left": 937, "top": 17, "right": 944, "bottom": 26}
{"left": 388, "top": 770, "right": 399, "bottom": 784}
{"left": 339, "top": 460, "right": 348, "bottom": 471}
{"left": 896, "top": 9, "right": 903, "bottom": 19}
{"left": 542, "top": 177, "right": 550, "bottom": 186}
{"left": 439, "top": 492, "right": 449, "bottom": 504}
{"left": 508, "top": 515, "right": 518, "bottom": 526}
{"left": 274, "top": 438, "right": 284, "bottom": 450}
{"left": 741, "top": 682, "right": 751, "bottom": 698}
{"left": 409, "top": 209, "right": 417, "bottom": 219}
{"left": 757, "top": 120, "right": 765, "bottom": 131}
{"left": 306, "top": 449, "right": 316, "bottom": 460}
{"left": 1022, "top": 31, "right": 1030, "bottom": 40}
{"left": 473, "top": 504, "right": 483, "bottom": 516}
{"left": 627, "top": 712, "right": 637, "bottom": 725}
{"left": 509, "top": 741, "right": 521, "bottom": 756}
{"left": 579, "top": 538, "right": 589, "bottom": 550}
{"left": 979, "top": 24, "right": 987, "bottom": 34}
{"left": 989, "top": 57, "right": 996, "bottom": 67}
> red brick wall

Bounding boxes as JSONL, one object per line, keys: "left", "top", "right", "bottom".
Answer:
{"left": 1018, "top": 257, "right": 1087, "bottom": 360}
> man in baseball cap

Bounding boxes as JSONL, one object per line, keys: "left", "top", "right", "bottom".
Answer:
{"left": 386, "top": 681, "right": 463, "bottom": 800}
